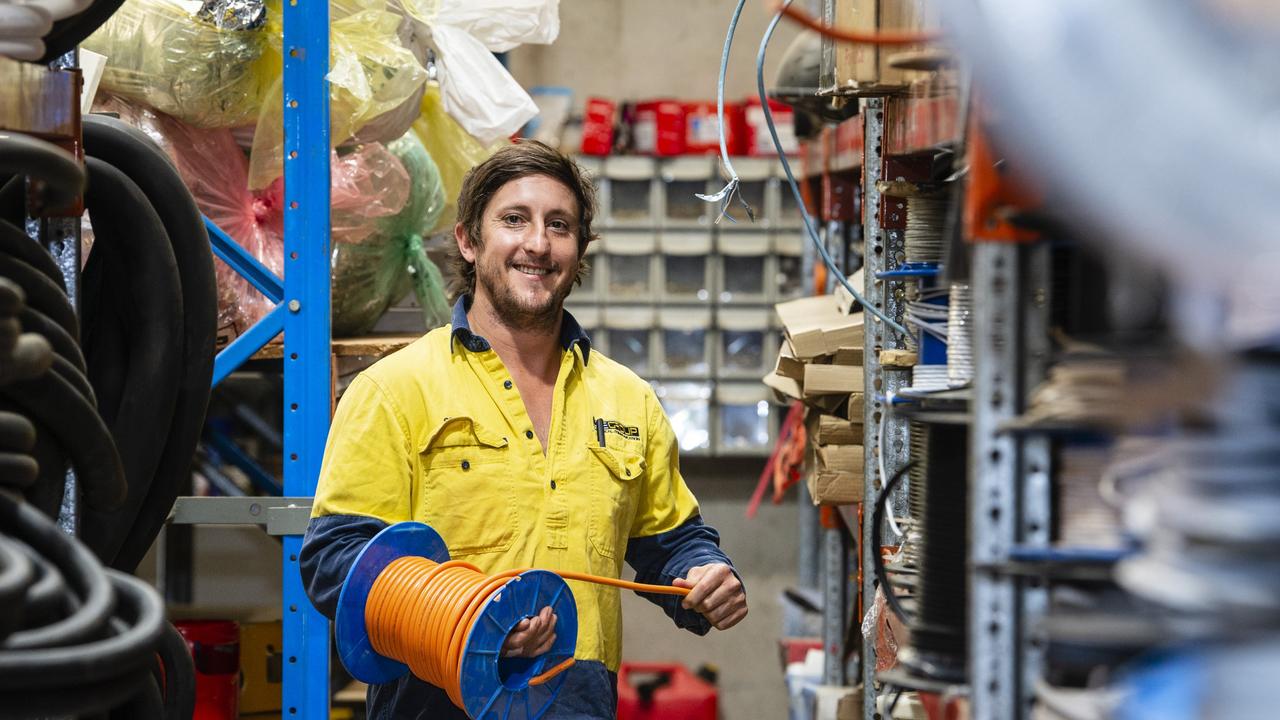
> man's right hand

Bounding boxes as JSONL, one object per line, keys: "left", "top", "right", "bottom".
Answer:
{"left": 501, "top": 605, "right": 557, "bottom": 658}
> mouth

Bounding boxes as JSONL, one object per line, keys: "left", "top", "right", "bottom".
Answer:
{"left": 512, "top": 263, "right": 555, "bottom": 277}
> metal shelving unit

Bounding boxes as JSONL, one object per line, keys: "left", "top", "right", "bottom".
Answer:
{"left": 859, "top": 96, "right": 913, "bottom": 719}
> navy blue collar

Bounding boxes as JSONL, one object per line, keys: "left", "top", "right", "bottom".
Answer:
{"left": 449, "top": 295, "right": 591, "bottom": 365}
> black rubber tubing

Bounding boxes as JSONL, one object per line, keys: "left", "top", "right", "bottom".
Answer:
{"left": 873, "top": 461, "right": 917, "bottom": 624}
{"left": 0, "top": 369, "right": 126, "bottom": 511}
{"left": 10, "top": 540, "right": 70, "bottom": 630}
{"left": 50, "top": 352, "right": 96, "bottom": 406}
{"left": 0, "top": 668, "right": 153, "bottom": 719}
{"left": 0, "top": 571, "right": 163, "bottom": 687}
{"left": 19, "top": 305, "right": 86, "bottom": 374}
{"left": 0, "top": 535, "right": 33, "bottom": 642}
{"left": 156, "top": 620, "right": 197, "bottom": 720}
{"left": 37, "top": 0, "right": 128, "bottom": 64}
{"left": 108, "top": 670, "right": 164, "bottom": 720}
{"left": 0, "top": 409, "right": 36, "bottom": 453}
{"left": 0, "top": 220, "right": 65, "bottom": 288}
{"left": 83, "top": 114, "right": 218, "bottom": 573}
{"left": 0, "top": 494, "right": 114, "bottom": 651}
{"left": 78, "top": 156, "right": 184, "bottom": 566}
{"left": 0, "top": 133, "right": 84, "bottom": 210}
{"left": 0, "top": 253, "right": 78, "bottom": 341}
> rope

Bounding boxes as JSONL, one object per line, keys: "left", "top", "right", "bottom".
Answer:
{"left": 365, "top": 556, "right": 690, "bottom": 710}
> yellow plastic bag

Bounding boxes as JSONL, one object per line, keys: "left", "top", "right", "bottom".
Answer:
{"left": 411, "top": 84, "right": 508, "bottom": 234}
{"left": 81, "top": 0, "right": 274, "bottom": 128}
{"left": 246, "top": 1, "right": 429, "bottom": 189}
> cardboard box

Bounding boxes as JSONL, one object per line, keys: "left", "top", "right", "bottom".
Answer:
{"left": 804, "top": 363, "right": 865, "bottom": 396}
{"left": 775, "top": 337, "right": 806, "bottom": 381}
{"left": 774, "top": 295, "right": 865, "bottom": 359}
{"left": 809, "top": 444, "right": 864, "bottom": 505}
{"left": 816, "top": 414, "right": 865, "bottom": 445}
{"left": 833, "top": 346, "right": 865, "bottom": 367}
{"left": 240, "top": 621, "right": 282, "bottom": 714}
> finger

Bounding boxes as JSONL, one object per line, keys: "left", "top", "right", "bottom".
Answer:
{"left": 684, "top": 567, "right": 730, "bottom": 611}
{"left": 714, "top": 606, "right": 749, "bottom": 630}
{"left": 706, "top": 596, "right": 747, "bottom": 626}
{"left": 680, "top": 568, "right": 717, "bottom": 610}
{"left": 532, "top": 632, "right": 556, "bottom": 656}
{"left": 699, "top": 576, "right": 744, "bottom": 615}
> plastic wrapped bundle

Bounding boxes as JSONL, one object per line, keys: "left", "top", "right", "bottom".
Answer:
{"left": 247, "top": 0, "right": 429, "bottom": 189}
{"left": 330, "top": 131, "right": 450, "bottom": 336}
{"left": 82, "top": 0, "right": 272, "bottom": 129}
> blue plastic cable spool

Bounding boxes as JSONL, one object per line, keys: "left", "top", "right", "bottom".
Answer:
{"left": 334, "top": 522, "right": 579, "bottom": 720}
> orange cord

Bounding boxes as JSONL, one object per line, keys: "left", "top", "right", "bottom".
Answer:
{"left": 365, "top": 557, "right": 690, "bottom": 709}
{"left": 776, "top": 3, "right": 941, "bottom": 45}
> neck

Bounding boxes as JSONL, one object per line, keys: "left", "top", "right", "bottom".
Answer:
{"left": 466, "top": 293, "right": 563, "bottom": 377}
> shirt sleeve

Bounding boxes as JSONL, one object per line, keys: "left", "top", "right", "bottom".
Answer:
{"left": 624, "top": 389, "right": 739, "bottom": 634}
{"left": 300, "top": 373, "right": 415, "bottom": 620}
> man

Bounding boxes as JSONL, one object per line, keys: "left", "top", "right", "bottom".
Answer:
{"left": 300, "top": 141, "right": 746, "bottom": 719}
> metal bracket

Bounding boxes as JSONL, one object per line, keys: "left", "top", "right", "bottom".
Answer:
{"left": 169, "top": 496, "right": 313, "bottom": 536}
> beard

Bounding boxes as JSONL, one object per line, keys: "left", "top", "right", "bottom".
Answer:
{"left": 474, "top": 255, "right": 575, "bottom": 334}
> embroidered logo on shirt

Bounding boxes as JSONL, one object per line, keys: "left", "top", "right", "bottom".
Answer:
{"left": 594, "top": 417, "right": 639, "bottom": 446}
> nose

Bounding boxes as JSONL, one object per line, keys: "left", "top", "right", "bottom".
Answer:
{"left": 521, "top": 219, "right": 553, "bottom": 256}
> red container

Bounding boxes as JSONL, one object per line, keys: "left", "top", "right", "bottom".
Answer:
{"left": 633, "top": 100, "right": 687, "bottom": 156}
{"left": 580, "top": 97, "right": 617, "bottom": 156}
{"left": 175, "top": 620, "right": 240, "bottom": 720}
{"left": 683, "top": 101, "right": 746, "bottom": 156}
{"left": 617, "top": 662, "right": 717, "bottom": 720}
{"left": 743, "top": 97, "right": 799, "bottom": 156}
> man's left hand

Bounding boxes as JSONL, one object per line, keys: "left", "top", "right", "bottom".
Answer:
{"left": 672, "top": 563, "right": 747, "bottom": 630}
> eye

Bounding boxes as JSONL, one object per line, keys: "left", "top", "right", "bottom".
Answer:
{"left": 548, "top": 219, "right": 571, "bottom": 232}
{"left": 502, "top": 213, "right": 525, "bottom": 225}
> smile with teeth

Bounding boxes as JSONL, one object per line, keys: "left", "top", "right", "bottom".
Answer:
{"left": 513, "top": 263, "right": 554, "bottom": 277}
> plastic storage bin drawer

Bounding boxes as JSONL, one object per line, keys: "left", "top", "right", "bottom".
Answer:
{"left": 716, "top": 232, "right": 772, "bottom": 303}
{"left": 658, "top": 231, "right": 713, "bottom": 302}
{"left": 603, "top": 156, "right": 656, "bottom": 227}
{"left": 717, "top": 307, "right": 775, "bottom": 378}
{"left": 601, "top": 232, "right": 657, "bottom": 300}
{"left": 652, "top": 380, "right": 712, "bottom": 455}
{"left": 657, "top": 305, "right": 712, "bottom": 377}
{"left": 602, "top": 305, "right": 655, "bottom": 376}
{"left": 716, "top": 382, "right": 774, "bottom": 456}
{"left": 659, "top": 157, "right": 715, "bottom": 228}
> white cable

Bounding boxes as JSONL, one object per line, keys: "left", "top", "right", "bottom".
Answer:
{"left": 695, "top": 0, "right": 754, "bottom": 224}
{"left": 880, "top": 392, "right": 904, "bottom": 538}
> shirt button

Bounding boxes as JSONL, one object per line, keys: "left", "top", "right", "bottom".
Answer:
{"left": 461, "top": 460, "right": 471, "bottom": 471}
{"left": 550, "top": 480, "right": 557, "bottom": 490}
{"left": 525, "top": 430, "right": 534, "bottom": 439}
{"left": 503, "top": 380, "right": 513, "bottom": 389}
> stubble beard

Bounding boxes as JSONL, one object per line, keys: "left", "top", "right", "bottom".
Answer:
{"left": 476, "top": 258, "right": 573, "bottom": 335}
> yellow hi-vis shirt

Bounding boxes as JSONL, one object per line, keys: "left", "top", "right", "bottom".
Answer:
{"left": 310, "top": 314, "right": 703, "bottom": 671}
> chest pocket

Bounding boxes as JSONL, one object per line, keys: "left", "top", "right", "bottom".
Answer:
{"left": 586, "top": 442, "right": 646, "bottom": 559}
{"left": 418, "top": 417, "right": 516, "bottom": 556}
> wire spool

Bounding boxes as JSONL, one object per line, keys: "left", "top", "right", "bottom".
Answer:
{"left": 905, "top": 420, "right": 929, "bottom": 568}
{"left": 900, "top": 422, "right": 968, "bottom": 681}
{"left": 1056, "top": 444, "right": 1123, "bottom": 550}
{"left": 910, "top": 364, "right": 950, "bottom": 393}
{"left": 336, "top": 523, "right": 578, "bottom": 720}
{"left": 946, "top": 282, "right": 973, "bottom": 387}
{"left": 903, "top": 194, "right": 948, "bottom": 264}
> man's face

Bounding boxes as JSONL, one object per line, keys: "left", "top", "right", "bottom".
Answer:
{"left": 457, "top": 174, "right": 581, "bottom": 330}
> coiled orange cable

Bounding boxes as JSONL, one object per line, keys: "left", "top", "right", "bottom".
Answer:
{"left": 365, "top": 557, "right": 690, "bottom": 710}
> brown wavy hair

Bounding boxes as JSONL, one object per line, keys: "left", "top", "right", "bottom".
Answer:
{"left": 448, "top": 140, "right": 597, "bottom": 299}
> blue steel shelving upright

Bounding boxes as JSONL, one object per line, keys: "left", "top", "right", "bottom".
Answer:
{"left": 208, "top": 0, "right": 333, "bottom": 715}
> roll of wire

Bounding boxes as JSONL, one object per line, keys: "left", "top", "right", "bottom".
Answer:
{"left": 363, "top": 554, "right": 689, "bottom": 715}
{"left": 946, "top": 282, "right": 973, "bottom": 387}
{"left": 903, "top": 193, "right": 948, "bottom": 264}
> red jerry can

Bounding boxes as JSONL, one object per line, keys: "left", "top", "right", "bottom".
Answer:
{"left": 174, "top": 620, "right": 240, "bottom": 720}
{"left": 617, "top": 662, "right": 717, "bottom": 720}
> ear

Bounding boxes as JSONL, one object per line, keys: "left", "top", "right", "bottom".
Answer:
{"left": 455, "top": 222, "right": 477, "bottom": 263}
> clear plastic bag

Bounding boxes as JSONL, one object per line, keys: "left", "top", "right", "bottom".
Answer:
{"left": 246, "top": 1, "right": 429, "bottom": 189}
{"left": 82, "top": 0, "right": 273, "bottom": 128}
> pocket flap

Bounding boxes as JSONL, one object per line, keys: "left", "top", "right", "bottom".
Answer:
{"left": 588, "top": 444, "right": 646, "bottom": 480}
{"left": 421, "top": 416, "right": 509, "bottom": 453}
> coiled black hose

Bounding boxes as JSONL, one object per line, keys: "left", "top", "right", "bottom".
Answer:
{"left": 82, "top": 115, "right": 217, "bottom": 572}
{"left": 35, "top": 0, "right": 128, "bottom": 64}
{"left": 78, "top": 156, "right": 184, "bottom": 565}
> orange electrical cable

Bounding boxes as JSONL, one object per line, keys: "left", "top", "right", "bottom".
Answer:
{"left": 776, "top": 3, "right": 941, "bottom": 45}
{"left": 365, "top": 556, "right": 690, "bottom": 710}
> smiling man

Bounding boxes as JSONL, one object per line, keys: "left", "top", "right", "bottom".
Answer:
{"left": 300, "top": 141, "right": 746, "bottom": 720}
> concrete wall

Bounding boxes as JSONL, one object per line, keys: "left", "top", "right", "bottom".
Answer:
{"left": 508, "top": 0, "right": 802, "bottom": 105}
